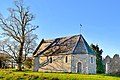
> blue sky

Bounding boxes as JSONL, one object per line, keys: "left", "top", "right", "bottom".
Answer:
{"left": 0, "top": 0, "right": 120, "bottom": 58}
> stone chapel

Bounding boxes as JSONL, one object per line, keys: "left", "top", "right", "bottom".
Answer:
{"left": 33, "top": 34, "right": 96, "bottom": 74}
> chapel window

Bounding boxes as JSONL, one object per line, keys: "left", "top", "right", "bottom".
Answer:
{"left": 90, "top": 57, "right": 94, "bottom": 63}
{"left": 65, "top": 56, "right": 68, "bottom": 63}
{"left": 50, "top": 57, "right": 52, "bottom": 63}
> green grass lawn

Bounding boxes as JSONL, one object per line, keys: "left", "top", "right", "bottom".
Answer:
{"left": 0, "top": 69, "right": 119, "bottom": 80}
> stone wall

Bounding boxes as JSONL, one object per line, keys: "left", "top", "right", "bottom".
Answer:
{"left": 33, "top": 57, "right": 39, "bottom": 72}
{"left": 88, "top": 54, "right": 96, "bottom": 74}
{"left": 71, "top": 54, "right": 96, "bottom": 74}
{"left": 103, "top": 54, "right": 120, "bottom": 74}
{"left": 39, "top": 54, "right": 71, "bottom": 72}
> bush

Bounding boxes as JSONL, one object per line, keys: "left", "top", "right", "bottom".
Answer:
{"left": 24, "top": 57, "right": 32, "bottom": 69}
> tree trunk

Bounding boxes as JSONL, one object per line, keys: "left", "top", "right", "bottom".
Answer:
{"left": 17, "top": 54, "right": 22, "bottom": 71}
{"left": 17, "top": 42, "right": 24, "bottom": 71}
{"left": 17, "top": 62, "right": 22, "bottom": 71}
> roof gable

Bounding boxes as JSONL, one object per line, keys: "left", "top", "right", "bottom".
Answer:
{"left": 73, "top": 35, "right": 95, "bottom": 55}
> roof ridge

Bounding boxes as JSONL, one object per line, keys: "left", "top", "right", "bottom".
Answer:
{"left": 44, "top": 34, "right": 80, "bottom": 41}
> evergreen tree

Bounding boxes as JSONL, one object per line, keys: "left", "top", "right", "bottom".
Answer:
{"left": 90, "top": 44, "right": 104, "bottom": 73}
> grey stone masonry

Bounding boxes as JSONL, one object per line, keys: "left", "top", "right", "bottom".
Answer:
{"left": 33, "top": 57, "right": 39, "bottom": 72}
{"left": 103, "top": 54, "right": 120, "bottom": 74}
{"left": 71, "top": 54, "right": 96, "bottom": 74}
{"left": 71, "top": 54, "right": 88, "bottom": 73}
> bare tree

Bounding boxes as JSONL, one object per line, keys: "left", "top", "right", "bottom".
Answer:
{"left": 0, "top": 0, "right": 38, "bottom": 71}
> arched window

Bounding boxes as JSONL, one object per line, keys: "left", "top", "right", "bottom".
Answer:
{"left": 65, "top": 56, "right": 68, "bottom": 63}
{"left": 50, "top": 57, "right": 52, "bottom": 63}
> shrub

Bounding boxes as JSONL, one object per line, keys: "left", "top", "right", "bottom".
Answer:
{"left": 24, "top": 57, "right": 32, "bottom": 69}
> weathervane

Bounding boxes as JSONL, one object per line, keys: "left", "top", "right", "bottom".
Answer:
{"left": 80, "top": 24, "right": 82, "bottom": 34}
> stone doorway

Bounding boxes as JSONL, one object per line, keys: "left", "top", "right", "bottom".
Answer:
{"left": 77, "top": 62, "right": 82, "bottom": 73}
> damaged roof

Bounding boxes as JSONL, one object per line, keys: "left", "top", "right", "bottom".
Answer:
{"left": 34, "top": 34, "right": 95, "bottom": 57}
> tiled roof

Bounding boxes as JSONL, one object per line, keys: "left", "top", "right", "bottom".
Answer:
{"left": 34, "top": 34, "right": 95, "bottom": 57}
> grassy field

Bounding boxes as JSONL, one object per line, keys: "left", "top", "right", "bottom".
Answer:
{"left": 0, "top": 69, "right": 119, "bottom": 80}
